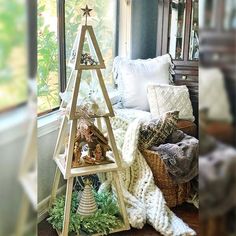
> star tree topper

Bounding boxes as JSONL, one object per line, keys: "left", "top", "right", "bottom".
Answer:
{"left": 81, "top": 5, "right": 93, "bottom": 25}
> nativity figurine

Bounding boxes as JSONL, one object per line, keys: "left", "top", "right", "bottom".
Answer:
{"left": 72, "top": 119, "right": 111, "bottom": 167}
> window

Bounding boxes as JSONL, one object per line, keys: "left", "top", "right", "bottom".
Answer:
{"left": 0, "top": 1, "right": 28, "bottom": 112}
{"left": 37, "top": 0, "right": 60, "bottom": 114}
{"left": 37, "top": 0, "right": 118, "bottom": 115}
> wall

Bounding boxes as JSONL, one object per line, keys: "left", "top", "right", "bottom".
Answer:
{"left": 38, "top": 129, "right": 59, "bottom": 203}
{"left": 38, "top": 120, "right": 66, "bottom": 221}
{"left": 0, "top": 109, "right": 62, "bottom": 233}
{"left": 131, "top": 0, "right": 158, "bottom": 59}
{"left": 0, "top": 109, "right": 35, "bottom": 235}
{"left": 0, "top": 133, "right": 26, "bottom": 235}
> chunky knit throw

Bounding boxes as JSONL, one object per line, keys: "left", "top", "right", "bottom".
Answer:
{"left": 100, "top": 117, "right": 196, "bottom": 236}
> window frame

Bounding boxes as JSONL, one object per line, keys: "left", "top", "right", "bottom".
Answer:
{"left": 57, "top": 0, "right": 67, "bottom": 93}
{"left": 27, "top": 0, "right": 37, "bottom": 80}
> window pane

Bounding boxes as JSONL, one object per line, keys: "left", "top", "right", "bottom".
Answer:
{"left": 168, "top": 0, "right": 186, "bottom": 60}
{"left": 0, "top": 1, "right": 28, "bottom": 111}
{"left": 65, "top": 0, "right": 117, "bottom": 89}
{"left": 37, "top": 0, "right": 60, "bottom": 114}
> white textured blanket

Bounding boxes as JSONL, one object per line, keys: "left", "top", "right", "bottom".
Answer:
{"left": 100, "top": 117, "right": 196, "bottom": 236}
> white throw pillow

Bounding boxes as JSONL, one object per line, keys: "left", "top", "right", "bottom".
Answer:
{"left": 113, "top": 54, "right": 174, "bottom": 111}
{"left": 147, "top": 84, "right": 195, "bottom": 121}
{"left": 199, "top": 68, "right": 232, "bottom": 123}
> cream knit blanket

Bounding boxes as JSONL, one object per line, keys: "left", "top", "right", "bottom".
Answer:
{"left": 100, "top": 118, "right": 196, "bottom": 236}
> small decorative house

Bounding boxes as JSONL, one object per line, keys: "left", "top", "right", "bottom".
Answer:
{"left": 72, "top": 118, "right": 112, "bottom": 167}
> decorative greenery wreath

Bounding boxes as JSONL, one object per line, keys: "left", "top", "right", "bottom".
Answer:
{"left": 48, "top": 190, "right": 123, "bottom": 235}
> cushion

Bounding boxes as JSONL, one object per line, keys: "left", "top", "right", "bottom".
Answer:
{"left": 113, "top": 54, "right": 174, "bottom": 111}
{"left": 139, "top": 111, "right": 179, "bottom": 150}
{"left": 147, "top": 84, "right": 195, "bottom": 121}
{"left": 199, "top": 68, "right": 233, "bottom": 123}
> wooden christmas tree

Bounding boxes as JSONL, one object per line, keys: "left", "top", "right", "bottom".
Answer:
{"left": 49, "top": 5, "right": 130, "bottom": 236}
{"left": 77, "top": 179, "right": 98, "bottom": 217}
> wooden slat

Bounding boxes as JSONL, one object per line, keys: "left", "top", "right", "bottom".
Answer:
{"left": 95, "top": 69, "right": 115, "bottom": 117}
{"left": 61, "top": 177, "right": 74, "bottom": 236}
{"left": 53, "top": 115, "right": 68, "bottom": 159}
{"left": 66, "top": 111, "right": 110, "bottom": 120}
{"left": 49, "top": 167, "right": 62, "bottom": 207}
{"left": 60, "top": 69, "right": 74, "bottom": 109}
{"left": 64, "top": 120, "right": 77, "bottom": 178}
{"left": 113, "top": 172, "right": 130, "bottom": 230}
{"left": 75, "top": 26, "right": 86, "bottom": 69}
{"left": 69, "top": 70, "right": 81, "bottom": 120}
{"left": 76, "top": 65, "right": 105, "bottom": 70}
{"left": 91, "top": 225, "right": 129, "bottom": 236}
{"left": 87, "top": 26, "right": 105, "bottom": 68}
{"left": 70, "top": 162, "right": 118, "bottom": 177}
{"left": 104, "top": 117, "right": 122, "bottom": 168}
{"left": 57, "top": 225, "right": 129, "bottom": 236}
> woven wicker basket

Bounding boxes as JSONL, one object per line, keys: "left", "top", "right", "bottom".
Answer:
{"left": 142, "top": 149, "right": 190, "bottom": 208}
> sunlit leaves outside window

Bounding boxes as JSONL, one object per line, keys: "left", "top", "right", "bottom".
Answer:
{"left": 37, "top": 0, "right": 60, "bottom": 114}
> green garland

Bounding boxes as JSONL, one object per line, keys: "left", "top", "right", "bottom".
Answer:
{"left": 47, "top": 191, "right": 122, "bottom": 235}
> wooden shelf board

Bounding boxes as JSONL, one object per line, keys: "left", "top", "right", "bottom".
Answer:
{"left": 66, "top": 112, "right": 112, "bottom": 120}
{"left": 70, "top": 162, "right": 118, "bottom": 177}
{"left": 92, "top": 225, "right": 130, "bottom": 236}
{"left": 54, "top": 154, "right": 119, "bottom": 178}
{"left": 56, "top": 224, "right": 130, "bottom": 236}
{"left": 75, "top": 65, "right": 106, "bottom": 70}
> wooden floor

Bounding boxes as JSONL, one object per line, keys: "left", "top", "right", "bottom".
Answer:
{"left": 38, "top": 203, "right": 199, "bottom": 235}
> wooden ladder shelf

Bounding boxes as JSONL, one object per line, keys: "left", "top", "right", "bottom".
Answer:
{"left": 49, "top": 24, "right": 130, "bottom": 236}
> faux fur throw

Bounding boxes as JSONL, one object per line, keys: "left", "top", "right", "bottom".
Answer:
{"left": 100, "top": 117, "right": 196, "bottom": 236}
{"left": 151, "top": 130, "right": 199, "bottom": 184}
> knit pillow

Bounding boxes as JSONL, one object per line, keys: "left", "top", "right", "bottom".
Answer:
{"left": 139, "top": 111, "right": 179, "bottom": 150}
{"left": 147, "top": 84, "right": 195, "bottom": 121}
